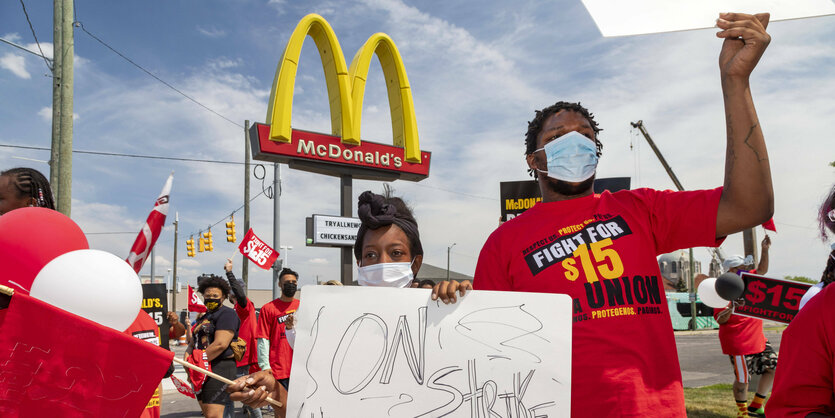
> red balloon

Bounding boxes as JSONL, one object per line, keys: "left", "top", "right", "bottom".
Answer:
{"left": 0, "top": 207, "right": 89, "bottom": 294}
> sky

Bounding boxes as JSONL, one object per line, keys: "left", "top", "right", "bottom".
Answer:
{"left": 1, "top": 0, "right": 834, "bottom": 294}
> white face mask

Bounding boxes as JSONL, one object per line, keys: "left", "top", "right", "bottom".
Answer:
{"left": 357, "top": 260, "right": 415, "bottom": 288}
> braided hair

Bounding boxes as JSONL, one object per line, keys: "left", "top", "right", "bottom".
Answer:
{"left": 1, "top": 167, "right": 55, "bottom": 209}
{"left": 524, "top": 101, "right": 603, "bottom": 179}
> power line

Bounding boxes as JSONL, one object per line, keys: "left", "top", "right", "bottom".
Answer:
{"left": 0, "top": 37, "right": 51, "bottom": 61}
{"left": 74, "top": 21, "right": 243, "bottom": 129}
{"left": 18, "top": 0, "right": 52, "bottom": 71}
{"left": 0, "top": 143, "right": 244, "bottom": 165}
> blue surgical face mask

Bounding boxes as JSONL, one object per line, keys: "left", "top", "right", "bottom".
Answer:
{"left": 534, "top": 131, "right": 599, "bottom": 183}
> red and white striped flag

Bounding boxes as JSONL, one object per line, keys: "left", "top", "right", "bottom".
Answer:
{"left": 126, "top": 173, "right": 173, "bottom": 273}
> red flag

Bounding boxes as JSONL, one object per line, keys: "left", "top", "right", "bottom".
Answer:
{"left": 188, "top": 285, "right": 206, "bottom": 313}
{"left": 169, "top": 375, "right": 195, "bottom": 399}
{"left": 762, "top": 218, "right": 777, "bottom": 232}
{"left": 238, "top": 228, "right": 279, "bottom": 270}
{"left": 0, "top": 290, "right": 174, "bottom": 418}
{"left": 126, "top": 174, "right": 173, "bottom": 273}
{"left": 185, "top": 349, "right": 211, "bottom": 394}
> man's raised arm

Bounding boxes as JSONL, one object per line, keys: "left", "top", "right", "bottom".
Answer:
{"left": 715, "top": 12, "right": 774, "bottom": 239}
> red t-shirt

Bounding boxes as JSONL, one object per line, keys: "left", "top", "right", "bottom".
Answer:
{"left": 125, "top": 311, "right": 162, "bottom": 418}
{"left": 474, "top": 188, "right": 724, "bottom": 417}
{"left": 234, "top": 299, "right": 260, "bottom": 372}
{"left": 713, "top": 307, "right": 766, "bottom": 355}
{"left": 768, "top": 282, "right": 835, "bottom": 417}
{"left": 256, "top": 298, "right": 300, "bottom": 379}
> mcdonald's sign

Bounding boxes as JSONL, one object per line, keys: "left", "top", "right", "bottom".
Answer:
{"left": 250, "top": 14, "right": 431, "bottom": 181}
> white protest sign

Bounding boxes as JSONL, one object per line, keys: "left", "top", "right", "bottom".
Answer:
{"left": 581, "top": 0, "right": 835, "bottom": 37}
{"left": 287, "top": 286, "right": 572, "bottom": 417}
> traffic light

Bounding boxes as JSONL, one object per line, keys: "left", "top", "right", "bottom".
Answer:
{"left": 204, "top": 229, "right": 214, "bottom": 252}
{"left": 198, "top": 233, "right": 205, "bottom": 252}
{"left": 186, "top": 237, "right": 195, "bottom": 257}
{"left": 226, "top": 216, "right": 236, "bottom": 243}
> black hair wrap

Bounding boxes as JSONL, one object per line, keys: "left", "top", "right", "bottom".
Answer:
{"left": 354, "top": 191, "right": 423, "bottom": 260}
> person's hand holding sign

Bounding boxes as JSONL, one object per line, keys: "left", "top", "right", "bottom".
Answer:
{"left": 716, "top": 13, "right": 770, "bottom": 80}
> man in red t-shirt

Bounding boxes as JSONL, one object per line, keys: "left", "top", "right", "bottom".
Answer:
{"left": 715, "top": 248, "right": 776, "bottom": 418}
{"left": 714, "top": 299, "right": 777, "bottom": 417}
{"left": 125, "top": 310, "right": 164, "bottom": 418}
{"left": 257, "top": 267, "right": 299, "bottom": 390}
{"left": 224, "top": 259, "right": 263, "bottom": 418}
{"left": 473, "top": 13, "right": 773, "bottom": 417}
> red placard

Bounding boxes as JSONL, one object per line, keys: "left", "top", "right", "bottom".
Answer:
{"left": 188, "top": 285, "right": 206, "bottom": 313}
{"left": 737, "top": 273, "right": 812, "bottom": 324}
{"left": 238, "top": 228, "right": 280, "bottom": 270}
{"left": 250, "top": 124, "right": 431, "bottom": 181}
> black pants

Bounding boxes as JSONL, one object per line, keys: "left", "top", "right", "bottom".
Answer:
{"left": 198, "top": 357, "right": 236, "bottom": 405}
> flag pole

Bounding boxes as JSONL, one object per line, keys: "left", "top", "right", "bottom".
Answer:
{"left": 0, "top": 285, "right": 13, "bottom": 296}
{"left": 171, "top": 357, "right": 283, "bottom": 407}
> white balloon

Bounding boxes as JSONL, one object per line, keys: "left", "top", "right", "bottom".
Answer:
{"left": 697, "top": 277, "right": 729, "bottom": 309}
{"left": 30, "top": 249, "right": 143, "bottom": 331}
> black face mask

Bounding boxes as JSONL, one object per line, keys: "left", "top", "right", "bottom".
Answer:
{"left": 204, "top": 298, "right": 222, "bottom": 311}
{"left": 282, "top": 282, "right": 297, "bottom": 298}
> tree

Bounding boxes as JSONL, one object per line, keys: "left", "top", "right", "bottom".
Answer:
{"left": 785, "top": 275, "right": 817, "bottom": 284}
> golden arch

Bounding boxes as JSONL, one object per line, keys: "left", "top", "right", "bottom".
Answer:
{"left": 266, "top": 14, "right": 422, "bottom": 163}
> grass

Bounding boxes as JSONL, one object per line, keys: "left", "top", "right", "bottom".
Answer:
{"left": 685, "top": 384, "right": 764, "bottom": 417}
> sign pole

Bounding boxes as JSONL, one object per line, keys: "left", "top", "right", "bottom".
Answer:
{"left": 243, "top": 121, "right": 251, "bottom": 288}
{"left": 340, "top": 175, "right": 353, "bottom": 285}
{"left": 272, "top": 163, "right": 281, "bottom": 300}
{"left": 172, "top": 214, "right": 178, "bottom": 313}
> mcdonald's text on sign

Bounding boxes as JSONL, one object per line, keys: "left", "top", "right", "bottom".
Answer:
{"left": 238, "top": 228, "right": 280, "bottom": 270}
{"left": 736, "top": 273, "right": 812, "bottom": 324}
{"left": 250, "top": 125, "right": 431, "bottom": 181}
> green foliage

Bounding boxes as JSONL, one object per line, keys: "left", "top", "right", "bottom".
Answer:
{"left": 785, "top": 275, "right": 817, "bottom": 284}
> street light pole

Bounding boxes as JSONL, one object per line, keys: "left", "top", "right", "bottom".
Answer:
{"left": 446, "top": 243, "right": 457, "bottom": 281}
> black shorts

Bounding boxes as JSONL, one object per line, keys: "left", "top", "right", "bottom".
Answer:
{"left": 197, "top": 357, "right": 236, "bottom": 405}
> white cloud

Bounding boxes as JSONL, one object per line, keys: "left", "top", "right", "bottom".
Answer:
{"left": 308, "top": 258, "right": 329, "bottom": 265}
{"left": 37, "top": 106, "right": 79, "bottom": 121}
{"left": 197, "top": 26, "right": 227, "bottom": 38}
{"left": 0, "top": 53, "right": 30, "bottom": 79}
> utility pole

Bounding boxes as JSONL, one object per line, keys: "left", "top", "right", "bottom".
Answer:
{"left": 172, "top": 213, "right": 178, "bottom": 312}
{"left": 56, "top": 0, "right": 74, "bottom": 216}
{"left": 50, "top": 0, "right": 63, "bottom": 193}
{"left": 243, "top": 121, "right": 251, "bottom": 288}
{"left": 340, "top": 175, "right": 353, "bottom": 285}
{"left": 446, "top": 243, "right": 457, "bottom": 281}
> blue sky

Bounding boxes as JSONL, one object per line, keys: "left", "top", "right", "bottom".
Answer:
{"left": 2, "top": 0, "right": 834, "bottom": 291}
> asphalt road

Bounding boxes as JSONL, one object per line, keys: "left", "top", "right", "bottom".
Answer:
{"left": 161, "top": 328, "right": 784, "bottom": 417}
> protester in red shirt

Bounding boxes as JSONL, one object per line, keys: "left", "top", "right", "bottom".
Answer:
{"left": 716, "top": 247, "right": 775, "bottom": 417}
{"left": 224, "top": 258, "right": 263, "bottom": 418}
{"left": 257, "top": 267, "right": 299, "bottom": 392}
{"left": 714, "top": 298, "right": 776, "bottom": 417}
{"left": 472, "top": 13, "right": 773, "bottom": 416}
